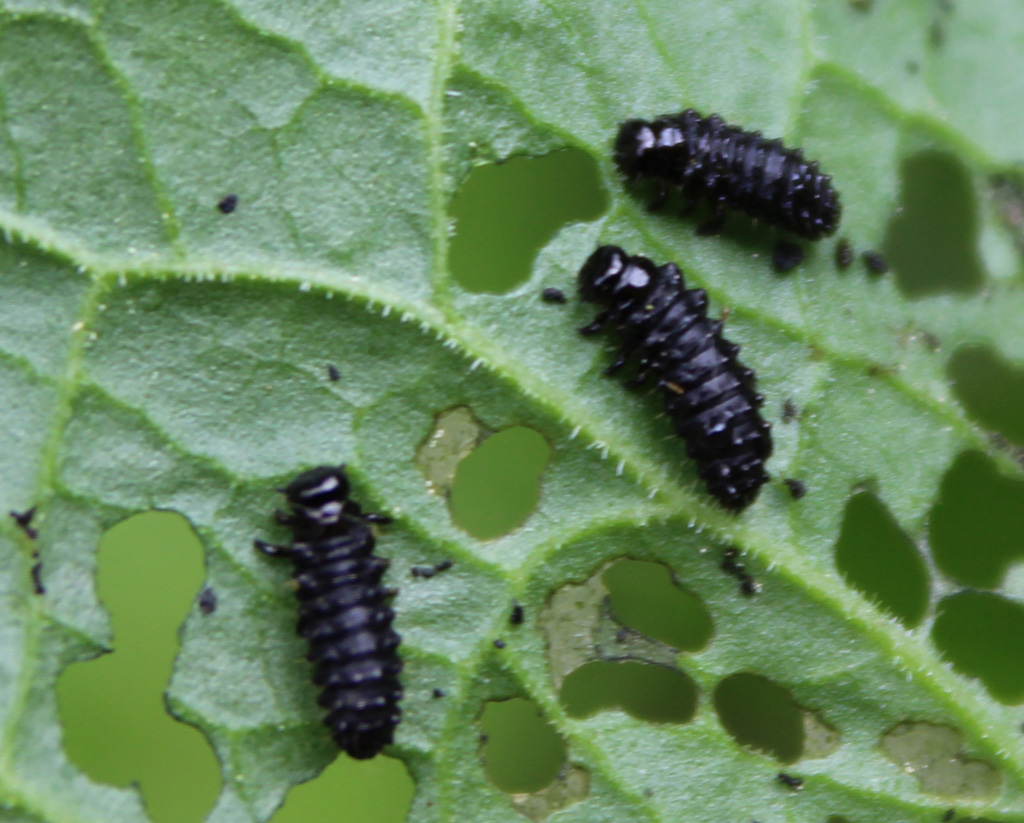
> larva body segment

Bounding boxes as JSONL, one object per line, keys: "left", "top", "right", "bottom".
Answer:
{"left": 578, "top": 246, "right": 772, "bottom": 509}
{"left": 256, "top": 465, "right": 402, "bottom": 760}
{"left": 615, "top": 110, "right": 841, "bottom": 240}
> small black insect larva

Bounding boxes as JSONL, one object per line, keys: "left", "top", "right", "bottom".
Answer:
{"left": 510, "top": 601, "right": 524, "bottom": 625}
{"left": 541, "top": 286, "right": 568, "bottom": 304}
{"left": 255, "top": 465, "right": 402, "bottom": 760}
{"left": 615, "top": 110, "right": 841, "bottom": 240}
{"left": 578, "top": 246, "right": 773, "bottom": 509}
{"left": 327, "top": 363, "right": 341, "bottom": 381}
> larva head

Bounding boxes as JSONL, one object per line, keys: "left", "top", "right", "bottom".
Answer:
{"left": 614, "top": 119, "right": 656, "bottom": 179}
{"left": 284, "top": 465, "right": 350, "bottom": 525}
{"left": 578, "top": 245, "right": 654, "bottom": 305}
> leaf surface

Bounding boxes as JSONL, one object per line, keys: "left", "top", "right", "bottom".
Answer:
{"left": 1, "top": 1, "right": 1024, "bottom": 822}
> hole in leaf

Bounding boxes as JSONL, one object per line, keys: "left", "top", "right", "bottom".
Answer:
{"left": 713, "top": 673, "right": 804, "bottom": 763}
{"left": 507, "top": 764, "right": 590, "bottom": 821}
{"left": 948, "top": 345, "right": 1024, "bottom": 448}
{"left": 990, "top": 170, "right": 1024, "bottom": 263}
{"left": 416, "top": 405, "right": 488, "bottom": 495}
{"left": 929, "top": 451, "right": 1024, "bottom": 588}
{"left": 882, "top": 151, "right": 984, "bottom": 297}
{"left": 449, "top": 426, "right": 551, "bottom": 539}
{"left": 480, "top": 698, "right": 566, "bottom": 793}
{"left": 269, "top": 756, "right": 413, "bottom": 823}
{"left": 540, "top": 558, "right": 703, "bottom": 694}
{"left": 881, "top": 721, "right": 1001, "bottom": 797}
{"left": 834, "top": 491, "right": 929, "bottom": 627}
{"left": 932, "top": 591, "right": 1024, "bottom": 704}
{"left": 56, "top": 511, "right": 220, "bottom": 823}
{"left": 559, "top": 660, "right": 697, "bottom": 723}
{"left": 450, "top": 149, "right": 607, "bottom": 293}
{"left": 602, "top": 558, "right": 713, "bottom": 651}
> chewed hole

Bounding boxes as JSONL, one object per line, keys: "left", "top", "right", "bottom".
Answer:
{"left": 882, "top": 150, "right": 984, "bottom": 297}
{"left": 834, "top": 491, "right": 929, "bottom": 627}
{"left": 416, "top": 405, "right": 488, "bottom": 496}
{"left": 480, "top": 698, "right": 566, "bottom": 793}
{"left": 269, "top": 756, "right": 413, "bottom": 823}
{"left": 602, "top": 558, "right": 713, "bottom": 651}
{"left": 881, "top": 721, "right": 1001, "bottom": 797}
{"left": 929, "top": 451, "right": 1024, "bottom": 589}
{"left": 932, "top": 591, "right": 1024, "bottom": 704}
{"left": 713, "top": 673, "right": 804, "bottom": 763}
{"left": 56, "top": 511, "right": 220, "bottom": 823}
{"left": 449, "top": 426, "right": 551, "bottom": 539}
{"left": 449, "top": 148, "right": 607, "bottom": 293}
{"left": 559, "top": 660, "right": 698, "bottom": 723}
{"left": 948, "top": 345, "right": 1024, "bottom": 447}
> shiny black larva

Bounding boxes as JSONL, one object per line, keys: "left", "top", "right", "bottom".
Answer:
{"left": 578, "top": 246, "right": 773, "bottom": 509}
{"left": 615, "top": 109, "right": 841, "bottom": 240}
{"left": 256, "top": 465, "right": 402, "bottom": 759}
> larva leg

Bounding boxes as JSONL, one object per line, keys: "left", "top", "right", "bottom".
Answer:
{"left": 647, "top": 184, "right": 668, "bottom": 212}
{"left": 696, "top": 205, "right": 726, "bottom": 236}
{"left": 254, "top": 539, "right": 292, "bottom": 558}
{"left": 579, "top": 311, "right": 610, "bottom": 336}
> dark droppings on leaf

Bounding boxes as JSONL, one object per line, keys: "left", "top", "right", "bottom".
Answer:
{"left": 784, "top": 478, "right": 807, "bottom": 500}
{"left": 835, "top": 237, "right": 854, "bottom": 269}
{"left": 782, "top": 398, "right": 798, "bottom": 423}
{"left": 721, "top": 548, "right": 742, "bottom": 575}
{"left": 31, "top": 562, "right": 44, "bottom": 595}
{"left": 777, "top": 773, "right": 804, "bottom": 791}
{"left": 510, "top": 601, "right": 525, "bottom": 625}
{"left": 493, "top": 639, "right": 507, "bottom": 649}
{"left": 942, "top": 810, "right": 955, "bottom": 822}
{"left": 216, "top": 194, "right": 238, "bottom": 214}
{"left": 772, "top": 240, "right": 804, "bottom": 273}
{"left": 722, "top": 548, "right": 761, "bottom": 595}
{"left": 921, "top": 330, "right": 942, "bottom": 352}
{"left": 432, "top": 688, "right": 446, "bottom": 699}
{"left": 198, "top": 587, "right": 217, "bottom": 615}
{"left": 541, "top": 286, "right": 567, "bottom": 304}
{"left": 412, "top": 558, "right": 453, "bottom": 579}
{"left": 863, "top": 250, "right": 889, "bottom": 274}
{"left": 327, "top": 363, "right": 341, "bottom": 381}
{"left": 9, "top": 507, "right": 38, "bottom": 540}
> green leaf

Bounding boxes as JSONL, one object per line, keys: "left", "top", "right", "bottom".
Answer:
{"left": 2, "top": 1, "right": 1024, "bottom": 822}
